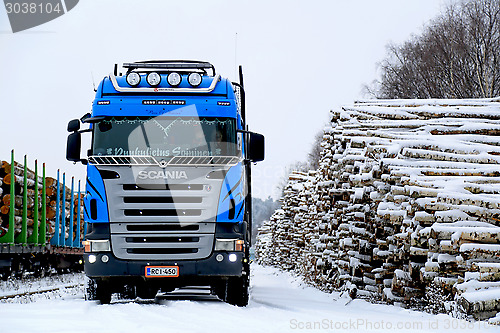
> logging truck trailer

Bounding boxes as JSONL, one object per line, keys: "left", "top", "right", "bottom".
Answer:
{"left": 66, "top": 60, "right": 265, "bottom": 305}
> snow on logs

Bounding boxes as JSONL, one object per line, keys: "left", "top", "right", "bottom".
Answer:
{"left": 256, "top": 98, "right": 500, "bottom": 322}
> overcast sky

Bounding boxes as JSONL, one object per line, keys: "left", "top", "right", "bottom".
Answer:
{"left": 0, "top": 0, "right": 453, "bottom": 199}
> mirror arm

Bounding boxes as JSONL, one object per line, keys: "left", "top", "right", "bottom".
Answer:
{"left": 80, "top": 113, "right": 91, "bottom": 122}
{"left": 72, "top": 159, "right": 88, "bottom": 165}
{"left": 82, "top": 116, "right": 106, "bottom": 124}
{"left": 236, "top": 129, "right": 252, "bottom": 134}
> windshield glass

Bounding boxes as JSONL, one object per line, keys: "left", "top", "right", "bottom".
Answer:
{"left": 92, "top": 116, "right": 238, "bottom": 157}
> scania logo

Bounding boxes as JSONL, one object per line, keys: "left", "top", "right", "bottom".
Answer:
{"left": 138, "top": 170, "right": 188, "bottom": 180}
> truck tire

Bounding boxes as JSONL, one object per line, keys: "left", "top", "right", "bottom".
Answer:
{"left": 85, "top": 278, "right": 96, "bottom": 301}
{"left": 0, "top": 267, "right": 11, "bottom": 281}
{"left": 225, "top": 276, "right": 249, "bottom": 307}
{"left": 119, "top": 284, "right": 137, "bottom": 300}
{"left": 86, "top": 278, "right": 112, "bottom": 304}
{"left": 211, "top": 281, "right": 225, "bottom": 301}
{"left": 136, "top": 283, "right": 158, "bottom": 299}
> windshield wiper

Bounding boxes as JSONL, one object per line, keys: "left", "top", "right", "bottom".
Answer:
{"left": 140, "top": 123, "right": 151, "bottom": 148}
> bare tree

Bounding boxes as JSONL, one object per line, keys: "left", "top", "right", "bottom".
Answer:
{"left": 274, "top": 125, "right": 327, "bottom": 196}
{"left": 307, "top": 128, "right": 325, "bottom": 170}
{"left": 275, "top": 160, "right": 310, "bottom": 197}
{"left": 367, "top": 0, "right": 500, "bottom": 99}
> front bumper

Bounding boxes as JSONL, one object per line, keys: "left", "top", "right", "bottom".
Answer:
{"left": 84, "top": 251, "right": 245, "bottom": 278}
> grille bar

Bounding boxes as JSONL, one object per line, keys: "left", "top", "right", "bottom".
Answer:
{"left": 125, "top": 224, "right": 200, "bottom": 232}
{"left": 123, "top": 184, "right": 204, "bottom": 191}
{"left": 127, "top": 248, "right": 198, "bottom": 254}
{"left": 125, "top": 236, "right": 200, "bottom": 243}
{"left": 123, "top": 196, "right": 202, "bottom": 204}
{"left": 124, "top": 209, "right": 202, "bottom": 217}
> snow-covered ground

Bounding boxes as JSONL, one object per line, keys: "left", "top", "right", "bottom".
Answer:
{"left": 0, "top": 264, "right": 498, "bottom": 333}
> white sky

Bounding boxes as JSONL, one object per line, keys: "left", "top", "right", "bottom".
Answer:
{"left": 0, "top": 0, "right": 453, "bottom": 199}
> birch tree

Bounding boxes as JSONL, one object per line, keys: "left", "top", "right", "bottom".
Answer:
{"left": 368, "top": 0, "right": 500, "bottom": 99}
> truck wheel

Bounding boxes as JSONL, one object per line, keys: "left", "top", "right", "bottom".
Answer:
{"left": 136, "top": 284, "right": 158, "bottom": 299}
{"left": 86, "top": 278, "right": 112, "bottom": 304}
{"left": 211, "top": 282, "right": 225, "bottom": 301}
{"left": 85, "top": 278, "right": 97, "bottom": 301}
{"left": 225, "top": 276, "right": 249, "bottom": 307}
{"left": 119, "top": 284, "right": 137, "bottom": 300}
{"left": 0, "top": 268, "right": 11, "bottom": 281}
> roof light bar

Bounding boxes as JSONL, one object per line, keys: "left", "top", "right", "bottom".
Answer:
{"left": 109, "top": 73, "right": 221, "bottom": 93}
{"left": 123, "top": 61, "right": 213, "bottom": 71}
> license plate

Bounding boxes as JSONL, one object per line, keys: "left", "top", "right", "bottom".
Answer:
{"left": 145, "top": 266, "right": 179, "bottom": 278}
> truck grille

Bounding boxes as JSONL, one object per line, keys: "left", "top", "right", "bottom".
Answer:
{"left": 98, "top": 165, "right": 224, "bottom": 260}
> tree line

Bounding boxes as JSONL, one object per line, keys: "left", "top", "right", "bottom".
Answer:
{"left": 366, "top": 0, "right": 500, "bottom": 99}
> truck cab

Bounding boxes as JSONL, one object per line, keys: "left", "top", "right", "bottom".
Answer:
{"left": 66, "top": 60, "right": 264, "bottom": 306}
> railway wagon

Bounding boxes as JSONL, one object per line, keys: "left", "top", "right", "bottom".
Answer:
{"left": 0, "top": 151, "right": 85, "bottom": 279}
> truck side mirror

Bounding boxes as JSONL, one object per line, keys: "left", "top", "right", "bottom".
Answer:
{"left": 248, "top": 132, "right": 265, "bottom": 162}
{"left": 66, "top": 132, "right": 82, "bottom": 162}
{"left": 67, "top": 119, "right": 80, "bottom": 132}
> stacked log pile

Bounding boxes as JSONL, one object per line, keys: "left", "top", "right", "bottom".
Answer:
{"left": 256, "top": 98, "right": 500, "bottom": 322}
{"left": 0, "top": 158, "right": 84, "bottom": 244}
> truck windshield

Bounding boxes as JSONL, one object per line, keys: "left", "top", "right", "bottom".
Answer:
{"left": 92, "top": 116, "right": 238, "bottom": 157}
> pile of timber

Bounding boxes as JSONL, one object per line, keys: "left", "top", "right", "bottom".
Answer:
{"left": 256, "top": 98, "right": 500, "bottom": 322}
{"left": 256, "top": 171, "right": 320, "bottom": 280}
{"left": 0, "top": 159, "right": 84, "bottom": 244}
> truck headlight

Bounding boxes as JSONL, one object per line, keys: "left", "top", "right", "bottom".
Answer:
{"left": 88, "top": 254, "right": 97, "bottom": 264}
{"left": 214, "top": 239, "right": 244, "bottom": 251}
{"left": 83, "top": 240, "right": 111, "bottom": 252}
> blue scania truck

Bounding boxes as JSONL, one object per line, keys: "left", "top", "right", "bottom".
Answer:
{"left": 66, "top": 60, "right": 264, "bottom": 306}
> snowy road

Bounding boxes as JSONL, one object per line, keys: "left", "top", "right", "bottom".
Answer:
{"left": 0, "top": 265, "right": 499, "bottom": 333}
